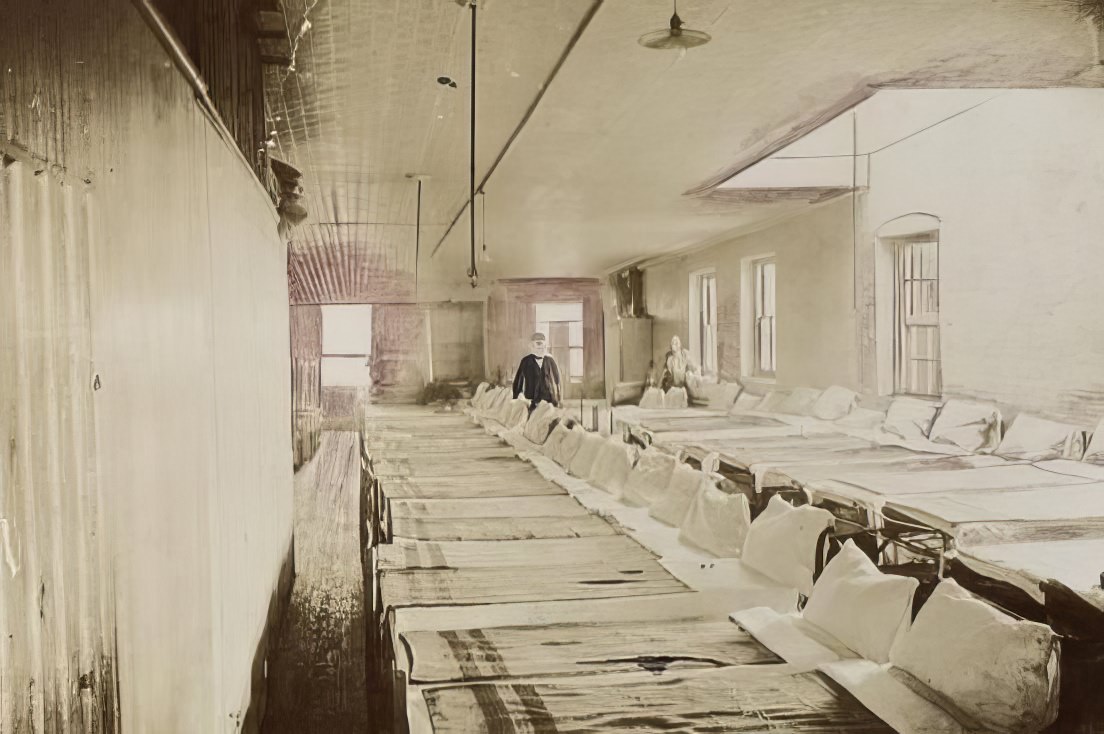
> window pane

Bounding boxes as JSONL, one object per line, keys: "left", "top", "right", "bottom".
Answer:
{"left": 763, "top": 262, "right": 776, "bottom": 317}
{"left": 534, "top": 302, "right": 582, "bottom": 323}
{"left": 322, "top": 304, "right": 372, "bottom": 355}
{"left": 570, "top": 347, "right": 584, "bottom": 378}
{"left": 896, "top": 241, "right": 941, "bottom": 396}
{"left": 568, "top": 321, "right": 583, "bottom": 347}
{"left": 321, "top": 356, "right": 372, "bottom": 386}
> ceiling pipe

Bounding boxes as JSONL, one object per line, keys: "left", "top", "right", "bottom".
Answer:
{"left": 430, "top": 0, "right": 606, "bottom": 259}
{"left": 131, "top": 0, "right": 261, "bottom": 193}
{"left": 467, "top": 1, "right": 479, "bottom": 288}
{"left": 406, "top": 174, "right": 431, "bottom": 300}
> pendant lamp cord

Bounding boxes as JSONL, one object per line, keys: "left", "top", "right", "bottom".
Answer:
{"left": 468, "top": 1, "right": 479, "bottom": 286}
{"left": 415, "top": 178, "right": 422, "bottom": 295}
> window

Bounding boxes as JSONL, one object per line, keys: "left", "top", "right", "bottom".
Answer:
{"left": 535, "top": 302, "right": 584, "bottom": 383}
{"left": 753, "top": 258, "right": 776, "bottom": 376}
{"left": 894, "top": 238, "right": 941, "bottom": 396}
{"left": 321, "top": 304, "right": 373, "bottom": 386}
{"left": 698, "top": 273, "right": 717, "bottom": 377}
{"left": 688, "top": 268, "right": 717, "bottom": 381}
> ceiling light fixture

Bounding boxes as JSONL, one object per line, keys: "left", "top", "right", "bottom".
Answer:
{"left": 638, "top": 0, "right": 711, "bottom": 50}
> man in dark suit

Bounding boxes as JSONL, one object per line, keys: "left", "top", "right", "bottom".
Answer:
{"left": 512, "top": 332, "right": 562, "bottom": 412}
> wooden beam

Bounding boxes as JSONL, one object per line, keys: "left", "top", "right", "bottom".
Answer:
{"left": 251, "top": 10, "right": 289, "bottom": 39}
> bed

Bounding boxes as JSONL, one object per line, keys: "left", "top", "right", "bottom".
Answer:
{"left": 375, "top": 535, "right": 662, "bottom": 572}
{"left": 955, "top": 536, "right": 1104, "bottom": 612}
{"left": 380, "top": 476, "right": 566, "bottom": 500}
{"left": 378, "top": 562, "right": 688, "bottom": 609}
{"left": 401, "top": 616, "right": 782, "bottom": 684}
{"left": 416, "top": 665, "right": 895, "bottom": 733}
{"left": 389, "top": 514, "right": 621, "bottom": 542}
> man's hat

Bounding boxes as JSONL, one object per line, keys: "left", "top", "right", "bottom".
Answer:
{"left": 530, "top": 332, "right": 547, "bottom": 342}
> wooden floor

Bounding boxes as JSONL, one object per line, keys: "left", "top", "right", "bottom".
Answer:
{"left": 263, "top": 432, "right": 369, "bottom": 733}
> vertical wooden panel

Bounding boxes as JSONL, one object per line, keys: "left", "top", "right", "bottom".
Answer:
{"left": 0, "top": 161, "right": 118, "bottom": 732}
{"left": 150, "top": 0, "right": 272, "bottom": 181}
{"left": 2, "top": 0, "right": 293, "bottom": 730}
{"left": 427, "top": 302, "right": 485, "bottom": 382}
{"left": 370, "top": 305, "right": 426, "bottom": 404}
{"left": 290, "top": 305, "right": 322, "bottom": 467}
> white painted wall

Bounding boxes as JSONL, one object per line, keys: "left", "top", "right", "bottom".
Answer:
{"left": 643, "top": 196, "right": 858, "bottom": 392}
{"left": 863, "top": 89, "right": 1104, "bottom": 424}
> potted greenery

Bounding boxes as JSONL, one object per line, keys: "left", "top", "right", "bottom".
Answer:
{"left": 418, "top": 381, "right": 462, "bottom": 409}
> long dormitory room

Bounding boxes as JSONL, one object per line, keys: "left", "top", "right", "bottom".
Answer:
{"left": 4, "top": 1, "right": 1104, "bottom": 732}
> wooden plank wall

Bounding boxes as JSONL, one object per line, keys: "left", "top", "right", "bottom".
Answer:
{"left": 290, "top": 305, "right": 322, "bottom": 468}
{"left": 1, "top": 1, "right": 294, "bottom": 731}
{"left": 0, "top": 161, "right": 118, "bottom": 734}
{"left": 150, "top": 0, "right": 271, "bottom": 182}
{"left": 370, "top": 305, "right": 426, "bottom": 404}
{"left": 486, "top": 279, "right": 605, "bottom": 398}
{"left": 426, "top": 302, "right": 485, "bottom": 384}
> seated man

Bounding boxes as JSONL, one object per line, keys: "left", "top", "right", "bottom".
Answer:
{"left": 660, "top": 335, "right": 701, "bottom": 393}
{"left": 512, "top": 332, "right": 562, "bottom": 412}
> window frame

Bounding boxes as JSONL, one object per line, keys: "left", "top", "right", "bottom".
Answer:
{"left": 687, "top": 267, "right": 718, "bottom": 383}
{"left": 534, "top": 301, "right": 585, "bottom": 384}
{"left": 320, "top": 304, "right": 373, "bottom": 387}
{"left": 751, "top": 257, "right": 777, "bottom": 378}
{"left": 893, "top": 235, "right": 942, "bottom": 397}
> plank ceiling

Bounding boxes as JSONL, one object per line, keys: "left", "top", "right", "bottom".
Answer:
{"left": 266, "top": 0, "right": 1104, "bottom": 304}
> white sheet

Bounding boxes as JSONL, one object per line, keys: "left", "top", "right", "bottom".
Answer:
{"left": 818, "top": 659, "right": 972, "bottom": 734}
{"left": 729, "top": 607, "right": 848, "bottom": 671}
{"left": 885, "top": 481, "right": 1104, "bottom": 532}
{"left": 958, "top": 537, "right": 1104, "bottom": 611}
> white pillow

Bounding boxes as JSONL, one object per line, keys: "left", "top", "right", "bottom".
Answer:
{"left": 568, "top": 431, "right": 606, "bottom": 478}
{"left": 741, "top": 496, "right": 835, "bottom": 597}
{"left": 650, "top": 463, "right": 706, "bottom": 526}
{"left": 639, "top": 386, "right": 664, "bottom": 409}
{"left": 543, "top": 421, "right": 573, "bottom": 459}
{"left": 890, "top": 580, "right": 1059, "bottom": 734}
{"left": 588, "top": 439, "right": 637, "bottom": 497}
{"left": 621, "top": 448, "right": 678, "bottom": 507}
{"left": 717, "top": 382, "right": 743, "bottom": 409}
{"left": 501, "top": 398, "right": 529, "bottom": 430}
{"left": 476, "top": 385, "right": 501, "bottom": 411}
{"left": 834, "top": 407, "right": 885, "bottom": 431}
{"left": 775, "top": 387, "right": 824, "bottom": 416}
{"left": 663, "top": 386, "right": 688, "bottom": 409}
{"left": 729, "top": 392, "right": 762, "bottom": 414}
{"left": 553, "top": 426, "right": 586, "bottom": 468}
{"left": 484, "top": 386, "right": 511, "bottom": 417}
{"left": 678, "top": 486, "right": 751, "bottom": 557}
{"left": 811, "top": 386, "right": 859, "bottom": 421}
{"left": 997, "top": 413, "right": 1085, "bottom": 461}
{"left": 882, "top": 396, "right": 940, "bottom": 441}
{"left": 802, "top": 541, "right": 918, "bottom": 664}
{"left": 928, "top": 399, "right": 1002, "bottom": 453}
{"left": 493, "top": 390, "right": 517, "bottom": 423}
{"left": 472, "top": 381, "right": 490, "bottom": 405}
{"left": 1084, "top": 418, "right": 1104, "bottom": 465}
{"left": 757, "top": 390, "right": 791, "bottom": 413}
{"left": 522, "top": 402, "right": 558, "bottom": 444}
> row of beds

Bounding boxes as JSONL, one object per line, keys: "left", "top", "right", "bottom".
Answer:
{"left": 354, "top": 386, "right": 1103, "bottom": 733}
{"left": 613, "top": 395, "right": 1104, "bottom": 620}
